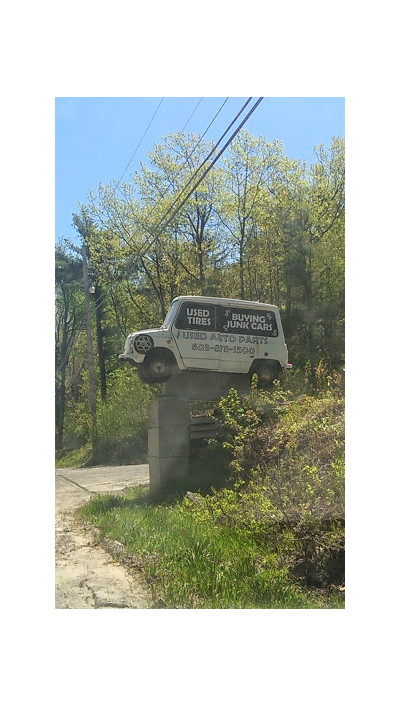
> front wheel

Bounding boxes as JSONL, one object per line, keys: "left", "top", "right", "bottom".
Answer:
{"left": 143, "top": 353, "right": 176, "bottom": 383}
{"left": 137, "top": 364, "right": 152, "bottom": 383}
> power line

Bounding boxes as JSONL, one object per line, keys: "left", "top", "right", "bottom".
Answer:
{"left": 105, "top": 98, "right": 259, "bottom": 287}
{"left": 138, "top": 97, "right": 229, "bottom": 226}
{"left": 104, "top": 98, "right": 256, "bottom": 285}
{"left": 146, "top": 98, "right": 253, "bottom": 238}
{"left": 57, "top": 98, "right": 263, "bottom": 372}
{"left": 150, "top": 98, "right": 264, "bottom": 242}
{"left": 136, "top": 98, "right": 261, "bottom": 261}
{"left": 107, "top": 97, "right": 233, "bottom": 271}
{"left": 188, "top": 97, "right": 228, "bottom": 153}
{"left": 116, "top": 97, "right": 164, "bottom": 187}
{"left": 117, "top": 96, "right": 204, "bottom": 196}
{"left": 108, "top": 98, "right": 263, "bottom": 279}
{"left": 180, "top": 97, "right": 203, "bottom": 132}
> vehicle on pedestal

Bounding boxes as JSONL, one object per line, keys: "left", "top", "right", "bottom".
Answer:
{"left": 119, "top": 296, "right": 292, "bottom": 387}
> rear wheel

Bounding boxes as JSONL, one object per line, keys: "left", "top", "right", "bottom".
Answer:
{"left": 251, "top": 361, "right": 281, "bottom": 389}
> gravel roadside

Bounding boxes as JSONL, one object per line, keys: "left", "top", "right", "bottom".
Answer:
{"left": 55, "top": 464, "right": 153, "bottom": 609}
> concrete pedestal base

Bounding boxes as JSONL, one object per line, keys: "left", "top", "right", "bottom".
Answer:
{"left": 162, "top": 371, "right": 251, "bottom": 400}
{"left": 148, "top": 373, "right": 251, "bottom": 491}
{"left": 148, "top": 396, "right": 190, "bottom": 492}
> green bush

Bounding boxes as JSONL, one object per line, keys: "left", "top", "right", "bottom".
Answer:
{"left": 94, "top": 367, "right": 154, "bottom": 463}
{"left": 185, "top": 383, "right": 345, "bottom": 589}
{"left": 62, "top": 366, "right": 156, "bottom": 465}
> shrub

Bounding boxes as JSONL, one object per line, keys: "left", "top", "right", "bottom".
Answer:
{"left": 62, "top": 366, "right": 156, "bottom": 465}
{"left": 95, "top": 367, "right": 155, "bottom": 463}
{"left": 185, "top": 385, "right": 345, "bottom": 589}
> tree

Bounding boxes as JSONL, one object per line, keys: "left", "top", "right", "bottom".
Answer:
{"left": 85, "top": 132, "right": 227, "bottom": 314}
{"left": 73, "top": 213, "right": 113, "bottom": 400}
{"left": 220, "top": 132, "right": 283, "bottom": 299}
{"left": 55, "top": 242, "right": 84, "bottom": 449}
{"left": 134, "top": 133, "right": 226, "bottom": 298}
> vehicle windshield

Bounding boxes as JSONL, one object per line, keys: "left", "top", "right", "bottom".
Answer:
{"left": 161, "top": 300, "right": 179, "bottom": 328}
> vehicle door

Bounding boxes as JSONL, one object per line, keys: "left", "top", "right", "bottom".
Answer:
{"left": 171, "top": 300, "right": 220, "bottom": 370}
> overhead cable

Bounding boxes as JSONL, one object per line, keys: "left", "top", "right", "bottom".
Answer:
{"left": 140, "top": 97, "right": 229, "bottom": 225}
{"left": 136, "top": 97, "right": 264, "bottom": 261}
{"left": 180, "top": 97, "right": 204, "bottom": 132}
{"left": 116, "top": 97, "right": 164, "bottom": 187}
{"left": 151, "top": 98, "right": 253, "bottom": 235}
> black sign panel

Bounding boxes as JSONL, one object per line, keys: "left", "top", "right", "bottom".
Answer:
{"left": 175, "top": 302, "right": 217, "bottom": 331}
{"left": 217, "top": 306, "right": 278, "bottom": 337}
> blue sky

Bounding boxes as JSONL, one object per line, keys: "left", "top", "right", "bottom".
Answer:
{"left": 55, "top": 97, "right": 345, "bottom": 244}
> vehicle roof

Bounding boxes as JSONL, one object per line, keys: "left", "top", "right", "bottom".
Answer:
{"left": 171, "top": 295, "right": 279, "bottom": 310}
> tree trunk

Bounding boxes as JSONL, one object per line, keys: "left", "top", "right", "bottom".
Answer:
{"left": 239, "top": 241, "right": 245, "bottom": 300}
{"left": 55, "top": 304, "right": 70, "bottom": 450}
{"left": 55, "top": 370, "right": 66, "bottom": 450}
{"left": 95, "top": 285, "right": 107, "bottom": 401}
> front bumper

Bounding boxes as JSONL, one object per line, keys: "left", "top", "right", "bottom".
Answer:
{"left": 118, "top": 353, "right": 141, "bottom": 365}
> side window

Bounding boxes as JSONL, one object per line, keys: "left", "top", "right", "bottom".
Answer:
{"left": 174, "top": 302, "right": 217, "bottom": 331}
{"left": 217, "top": 306, "right": 279, "bottom": 337}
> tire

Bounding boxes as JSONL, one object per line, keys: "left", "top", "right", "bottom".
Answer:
{"left": 133, "top": 334, "right": 154, "bottom": 355}
{"left": 252, "top": 361, "right": 281, "bottom": 389}
{"left": 137, "top": 364, "right": 152, "bottom": 383}
{"left": 143, "top": 352, "right": 176, "bottom": 383}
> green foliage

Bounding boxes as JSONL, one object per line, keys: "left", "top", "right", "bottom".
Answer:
{"left": 82, "top": 131, "right": 344, "bottom": 371}
{"left": 80, "top": 379, "right": 345, "bottom": 607}
{"left": 58, "top": 124, "right": 345, "bottom": 603}
{"left": 215, "top": 383, "right": 294, "bottom": 479}
{"left": 59, "top": 366, "right": 156, "bottom": 465}
{"left": 95, "top": 367, "right": 155, "bottom": 463}
{"left": 56, "top": 130, "right": 345, "bottom": 468}
{"left": 80, "top": 485, "right": 341, "bottom": 608}
{"left": 218, "top": 387, "right": 261, "bottom": 459}
{"left": 55, "top": 242, "right": 86, "bottom": 451}
{"left": 186, "top": 381, "right": 345, "bottom": 590}
{"left": 55, "top": 444, "right": 93, "bottom": 469}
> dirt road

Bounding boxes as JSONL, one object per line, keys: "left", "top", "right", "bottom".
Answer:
{"left": 55, "top": 464, "right": 152, "bottom": 609}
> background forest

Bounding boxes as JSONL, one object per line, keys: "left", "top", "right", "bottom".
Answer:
{"left": 55, "top": 129, "right": 344, "bottom": 466}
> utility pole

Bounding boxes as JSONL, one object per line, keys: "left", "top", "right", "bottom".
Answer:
{"left": 82, "top": 243, "right": 98, "bottom": 457}
{"left": 94, "top": 282, "right": 107, "bottom": 401}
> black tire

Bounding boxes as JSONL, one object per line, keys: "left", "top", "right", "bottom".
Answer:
{"left": 137, "top": 364, "right": 152, "bottom": 383}
{"left": 143, "top": 352, "right": 176, "bottom": 383}
{"left": 252, "top": 361, "right": 281, "bottom": 389}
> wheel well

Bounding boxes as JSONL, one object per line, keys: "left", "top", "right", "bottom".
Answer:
{"left": 249, "top": 359, "right": 281, "bottom": 376}
{"left": 144, "top": 347, "right": 177, "bottom": 365}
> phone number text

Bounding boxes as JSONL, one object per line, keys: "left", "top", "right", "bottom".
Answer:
{"left": 192, "top": 343, "right": 256, "bottom": 354}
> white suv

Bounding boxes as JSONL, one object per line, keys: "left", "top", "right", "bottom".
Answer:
{"left": 119, "top": 296, "right": 291, "bottom": 387}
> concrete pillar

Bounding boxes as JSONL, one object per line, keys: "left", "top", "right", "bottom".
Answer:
{"left": 148, "top": 396, "right": 190, "bottom": 492}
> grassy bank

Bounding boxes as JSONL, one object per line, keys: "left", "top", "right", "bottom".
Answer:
{"left": 80, "top": 485, "right": 343, "bottom": 608}
{"left": 79, "top": 378, "right": 345, "bottom": 609}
